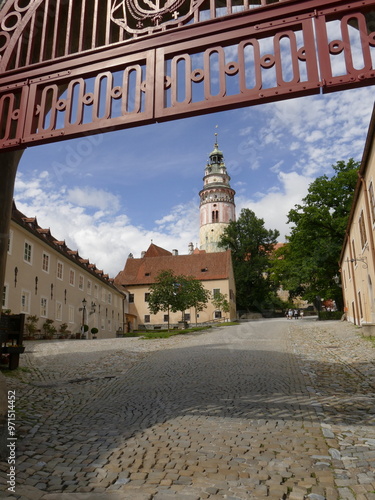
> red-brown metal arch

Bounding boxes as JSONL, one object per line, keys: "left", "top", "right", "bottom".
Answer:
{"left": 0, "top": 0, "right": 375, "bottom": 151}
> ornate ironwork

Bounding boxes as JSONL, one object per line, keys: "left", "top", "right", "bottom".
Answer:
{"left": 0, "top": 0, "right": 374, "bottom": 150}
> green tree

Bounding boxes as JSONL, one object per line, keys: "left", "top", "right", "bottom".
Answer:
{"left": 148, "top": 270, "right": 210, "bottom": 329}
{"left": 183, "top": 277, "right": 211, "bottom": 326}
{"left": 211, "top": 291, "right": 230, "bottom": 320}
{"left": 219, "top": 208, "right": 280, "bottom": 312}
{"left": 272, "top": 159, "right": 359, "bottom": 309}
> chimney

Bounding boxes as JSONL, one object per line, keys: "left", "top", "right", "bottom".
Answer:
{"left": 141, "top": 251, "right": 146, "bottom": 258}
{"left": 172, "top": 249, "right": 178, "bottom": 256}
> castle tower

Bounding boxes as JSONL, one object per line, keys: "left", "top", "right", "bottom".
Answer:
{"left": 199, "top": 134, "right": 236, "bottom": 253}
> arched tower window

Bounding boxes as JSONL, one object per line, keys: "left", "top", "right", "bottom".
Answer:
{"left": 212, "top": 210, "right": 219, "bottom": 223}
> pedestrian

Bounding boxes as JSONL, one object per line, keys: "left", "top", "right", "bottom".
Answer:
{"left": 288, "top": 309, "right": 293, "bottom": 320}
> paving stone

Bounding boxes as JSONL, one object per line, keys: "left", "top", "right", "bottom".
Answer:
{"left": 3, "top": 320, "right": 375, "bottom": 499}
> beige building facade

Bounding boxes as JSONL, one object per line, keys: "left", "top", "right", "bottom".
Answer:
{"left": 115, "top": 244, "right": 236, "bottom": 330}
{"left": 340, "top": 106, "right": 375, "bottom": 331}
{"left": 3, "top": 203, "right": 126, "bottom": 339}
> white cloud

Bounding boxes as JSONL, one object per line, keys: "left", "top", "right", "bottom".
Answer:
{"left": 14, "top": 172, "right": 200, "bottom": 277}
{"left": 66, "top": 187, "right": 121, "bottom": 213}
{"left": 236, "top": 170, "right": 313, "bottom": 241}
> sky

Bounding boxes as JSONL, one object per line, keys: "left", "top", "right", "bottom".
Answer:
{"left": 13, "top": 85, "right": 374, "bottom": 278}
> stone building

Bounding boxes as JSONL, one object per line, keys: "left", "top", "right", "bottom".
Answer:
{"left": 3, "top": 203, "right": 126, "bottom": 339}
{"left": 115, "top": 243, "right": 236, "bottom": 330}
{"left": 340, "top": 105, "right": 375, "bottom": 332}
{"left": 199, "top": 134, "right": 236, "bottom": 252}
{"left": 115, "top": 136, "right": 237, "bottom": 330}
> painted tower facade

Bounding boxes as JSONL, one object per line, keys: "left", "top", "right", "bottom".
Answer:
{"left": 199, "top": 135, "right": 236, "bottom": 252}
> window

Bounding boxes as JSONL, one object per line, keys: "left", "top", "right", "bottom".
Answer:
{"left": 184, "top": 313, "right": 190, "bottom": 322}
{"left": 213, "top": 288, "right": 220, "bottom": 298}
{"left": 212, "top": 210, "right": 219, "bottom": 223}
{"left": 42, "top": 252, "right": 50, "bottom": 273}
{"left": 2, "top": 284, "right": 8, "bottom": 309}
{"left": 40, "top": 297, "right": 48, "bottom": 317}
{"left": 78, "top": 275, "right": 84, "bottom": 291}
{"left": 24, "top": 241, "right": 32, "bottom": 263}
{"left": 101, "top": 318, "right": 105, "bottom": 330}
{"left": 145, "top": 292, "right": 150, "bottom": 302}
{"left": 214, "top": 310, "right": 222, "bottom": 319}
{"left": 57, "top": 261, "right": 63, "bottom": 280}
{"left": 108, "top": 319, "right": 112, "bottom": 331}
{"left": 108, "top": 293, "right": 112, "bottom": 305}
{"left": 369, "top": 182, "right": 375, "bottom": 223}
{"left": 21, "top": 290, "right": 31, "bottom": 313}
{"left": 164, "top": 314, "right": 169, "bottom": 322}
{"left": 68, "top": 306, "right": 75, "bottom": 323}
{"left": 359, "top": 211, "right": 367, "bottom": 249}
{"left": 56, "top": 301, "right": 62, "bottom": 321}
{"left": 7, "top": 230, "right": 13, "bottom": 255}
{"left": 69, "top": 269, "right": 75, "bottom": 286}
{"left": 144, "top": 315, "right": 150, "bottom": 323}
{"left": 94, "top": 284, "right": 98, "bottom": 298}
{"left": 129, "top": 293, "right": 134, "bottom": 303}
{"left": 101, "top": 288, "right": 106, "bottom": 302}
{"left": 87, "top": 280, "right": 92, "bottom": 295}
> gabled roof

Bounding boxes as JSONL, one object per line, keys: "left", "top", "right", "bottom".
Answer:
{"left": 144, "top": 243, "right": 172, "bottom": 257}
{"left": 115, "top": 244, "right": 232, "bottom": 286}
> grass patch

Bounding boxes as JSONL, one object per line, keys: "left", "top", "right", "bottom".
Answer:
{"left": 134, "top": 325, "right": 212, "bottom": 339}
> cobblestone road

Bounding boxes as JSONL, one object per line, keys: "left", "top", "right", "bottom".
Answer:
{"left": 1, "top": 318, "right": 374, "bottom": 500}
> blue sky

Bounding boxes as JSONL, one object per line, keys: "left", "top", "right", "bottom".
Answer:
{"left": 14, "top": 86, "right": 374, "bottom": 277}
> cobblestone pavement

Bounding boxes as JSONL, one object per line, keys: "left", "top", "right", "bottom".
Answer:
{"left": 0, "top": 318, "right": 374, "bottom": 500}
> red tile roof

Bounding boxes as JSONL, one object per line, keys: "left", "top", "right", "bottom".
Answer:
{"left": 144, "top": 243, "right": 172, "bottom": 257}
{"left": 115, "top": 245, "right": 232, "bottom": 286}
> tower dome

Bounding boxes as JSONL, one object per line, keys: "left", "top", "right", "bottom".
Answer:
{"left": 199, "top": 133, "right": 236, "bottom": 253}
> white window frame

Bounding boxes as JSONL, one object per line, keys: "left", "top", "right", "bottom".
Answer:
{"left": 57, "top": 261, "right": 63, "bottom": 280}
{"left": 40, "top": 296, "right": 48, "bottom": 318}
{"left": 56, "top": 301, "right": 62, "bottom": 321}
{"left": 2, "top": 283, "right": 9, "bottom": 309}
{"left": 21, "top": 289, "right": 31, "bottom": 314}
{"left": 42, "top": 252, "right": 50, "bottom": 273}
{"left": 78, "top": 274, "right": 84, "bottom": 291}
{"left": 69, "top": 269, "right": 75, "bottom": 286}
{"left": 24, "top": 241, "right": 33, "bottom": 264}
{"left": 87, "top": 280, "right": 92, "bottom": 295}
{"left": 68, "top": 305, "right": 75, "bottom": 323}
{"left": 7, "top": 230, "right": 13, "bottom": 255}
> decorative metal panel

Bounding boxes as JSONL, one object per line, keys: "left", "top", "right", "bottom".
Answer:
{"left": 154, "top": 17, "right": 321, "bottom": 120}
{"left": 0, "top": 0, "right": 374, "bottom": 150}
{"left": 0, "top": 0, "right": 291, "bottom": 73}
{"left": 20, "top": 51, "right": 155, "bottom": 146}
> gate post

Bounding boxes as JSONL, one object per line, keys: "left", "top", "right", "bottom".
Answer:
{"left": 0, "top": 150, "right": 24, "bottom": 306}
{"left": 0, "top": 149, "right": 23, "bottom": 460}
